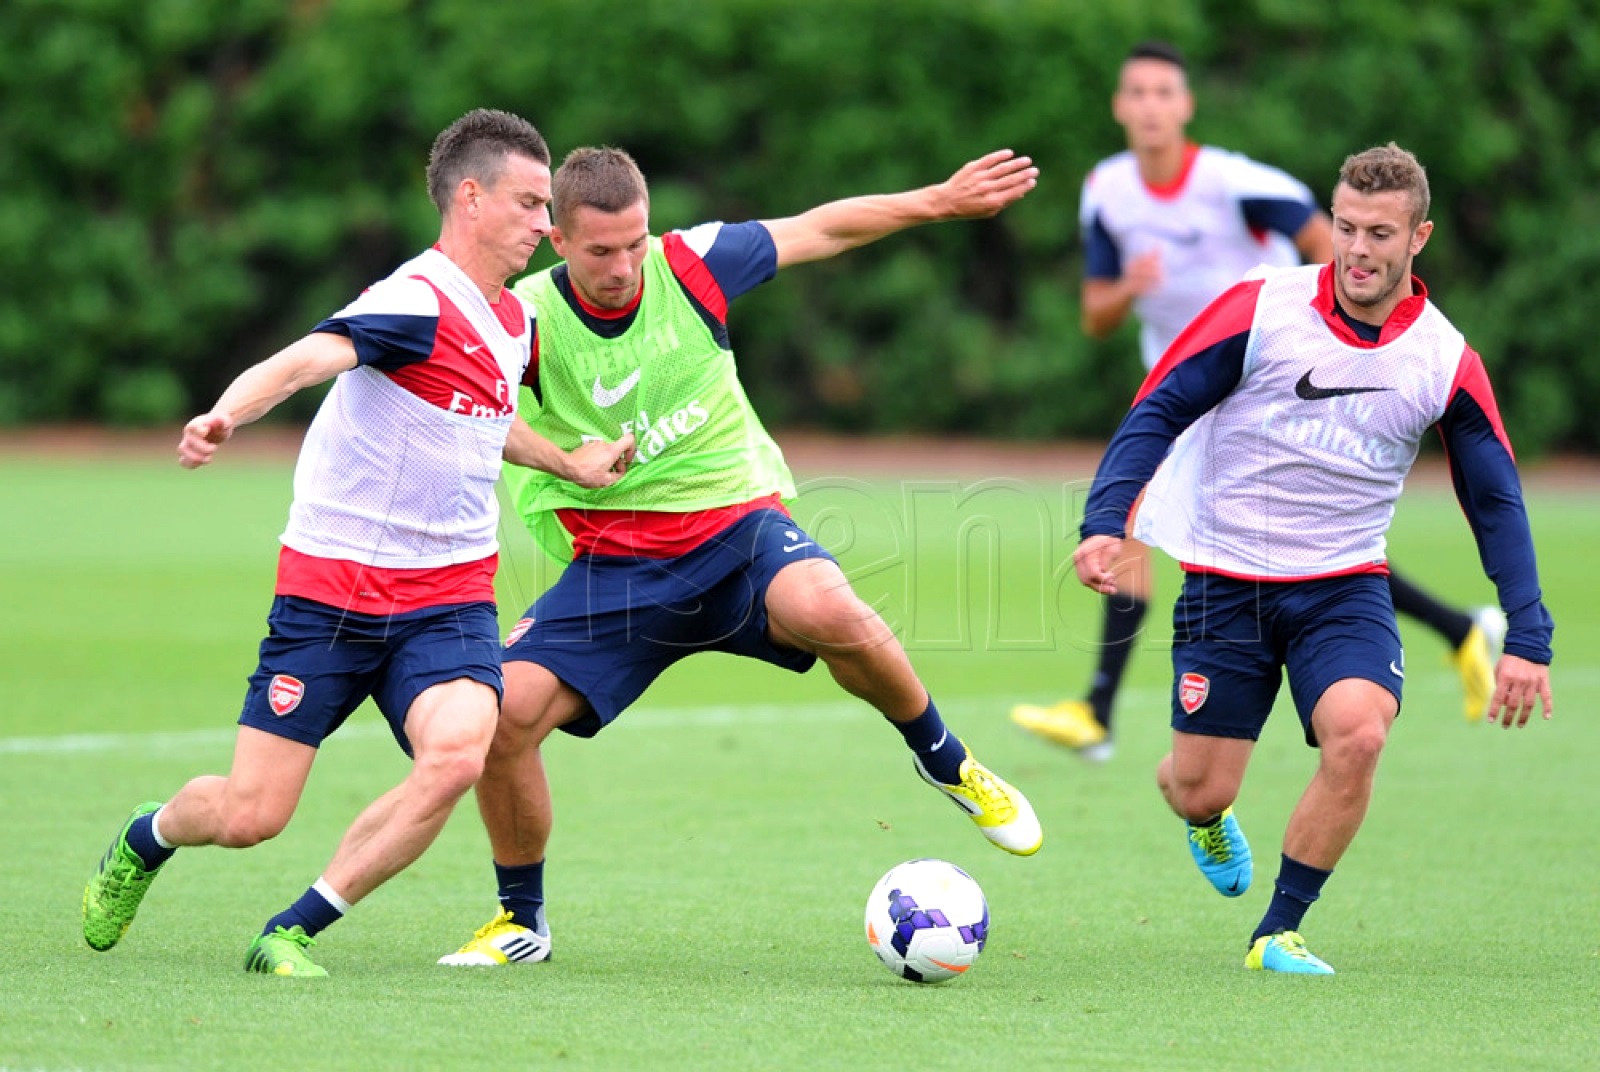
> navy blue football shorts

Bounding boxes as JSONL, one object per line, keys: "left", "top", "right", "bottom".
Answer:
{"left": 238, "top": 595, "right": 503, "bottom": 756}
{"left": 503, "top": 509, "right": 836, "bottom": 738}
{"left": 1167, "top": 572, "right": 1404, "bottom": 746}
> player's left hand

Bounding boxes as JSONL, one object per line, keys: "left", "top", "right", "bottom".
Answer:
{"left": 939, "top": 150, "right": 1039, "bottom": 219}
{"left": 1486, "top": 653, "right": 1553, "bottom": 728}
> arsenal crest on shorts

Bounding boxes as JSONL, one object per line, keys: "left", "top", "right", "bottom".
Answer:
{"left": 505, "top": 617, "right": 535, "bottom": 647}
{"left": 1179, "top": 672, "right": 1210, "bottom": 715}
{"left": 268, "top": 674, "right": 305, "bottom": 717}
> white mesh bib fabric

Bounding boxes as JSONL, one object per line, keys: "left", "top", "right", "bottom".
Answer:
{"left": 1081, "top": 147, "right": 1312, "bottom": 369}
{"left": 1136, "top": 265, "right": 1465, "bottom": 578}
{"left": 282, "top": 249, "right": 525, "bottom": 569}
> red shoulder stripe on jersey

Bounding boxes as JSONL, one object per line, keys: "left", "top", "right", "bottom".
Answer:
{"left": 662, "top": 231, "right": 729, "bottom": 324}
{"left": 1448, "top": 344, "right": 1514, "bottom": 460}
{"left": 1133, "top": 278, "right": 1263, "bottom": 406}
{"left": 384, "top": 282, "right": 515, "bottom": 416}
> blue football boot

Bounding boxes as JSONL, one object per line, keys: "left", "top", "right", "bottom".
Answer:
{"left": 1186, "top": 806, "right": 1252, "bottom": 896}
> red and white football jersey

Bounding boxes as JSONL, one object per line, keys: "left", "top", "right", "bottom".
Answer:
{"left": 1081, "top": 145, "right": 1316, "bottom": 369}
{"left": 1135, "top": 264, "right": 1465, "bottom": 578}
{"left": 277, "top": 247, "right": 532, "bottom": 612}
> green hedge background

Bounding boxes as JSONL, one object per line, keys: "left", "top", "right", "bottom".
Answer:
{"left": 4, "top": 0, "right": 1597, "bottom": 453}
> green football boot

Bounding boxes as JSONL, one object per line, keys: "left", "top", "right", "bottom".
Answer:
{"left": 82, "top": 801, "right": 167, "bottom": 951}
{"left": 245, "top": 925, "right": 329, "bottom": 977}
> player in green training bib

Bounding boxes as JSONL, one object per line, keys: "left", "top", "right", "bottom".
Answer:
{"left": 440, "top": 145, "right": 1045, "bottom": 967}
{"left": 505, "top": 226, "right": 794, "bottom": 562}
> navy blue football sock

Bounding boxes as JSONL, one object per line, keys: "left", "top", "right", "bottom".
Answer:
{"left": 894, "top": 699, "right": 967, "bottom": 785}
{"left": 1388, "top": 570, "right": 1473, "bottom": 649}
{"left": 263, "top": 880, "right": 348, "bottom": 939}
{"left": 1251, "top": 854, "right": 1332, "bottom": 945}
{"left": 1086, "top": 596, "right": 1147, "bottom": 732}
{"left": 495, "top": 861, "right": 546, "bottom": 930}
{"left": 124, "top": 811, "right": 176, "bottom": 871}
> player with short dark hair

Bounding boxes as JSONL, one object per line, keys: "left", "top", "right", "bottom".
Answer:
{"left": 437, "top": 145, "right": 1046, "bottom": 966}
{"left": 80, "top": 109, "right": 633, "bottom": 976}
{"left": 1012, "top": 41, "right": 1505, "bottom": 762}
{"left": 1072, "top": 141, "right": 1554, "bottom": 973}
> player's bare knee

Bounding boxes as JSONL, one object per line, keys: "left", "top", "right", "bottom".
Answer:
{"left": 771, "top": 564, "right": 883, "bottom": 652}
{"left": 1181, "top": 797, "right": 1233, "bottom": 824}
{"left": 806, "top": 592, "right": 892, "bottom": 652}
{"left": 1155, "top": 757, "right": 1182, "bottom": 810}
{"left": 414, "top": 742, "right": 488, "bottom": 801}
{"left": 1172, "top": 781, "right": 1235, "bottom": 823}
{"left": 497, "top": 664, "right": 569, "bottom": 743}
{"left": 481, "top": 728, "right": 523, "bottom": 772}
{"left": 217, "top": 805, "right": 290, "bottom": 848}
{"left": 1323, "top": 720, "right": 1389, "bottom": 772}
{"left": 488, "top": 705, "right": 538, "bottom": 753}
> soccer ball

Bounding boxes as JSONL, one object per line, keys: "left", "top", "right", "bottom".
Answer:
{"left": 864, "top": 858, "right": 988, "bottom": 984}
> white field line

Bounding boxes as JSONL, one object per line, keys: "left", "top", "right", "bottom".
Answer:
{"left": 0, "top": 700, "right": 871, "bottom": 757}
{"left": 0, "top": 692, "right": 1155, "bottom": 759}
{"left": 2, "top": 667, "right": 1587, "bottom": 759}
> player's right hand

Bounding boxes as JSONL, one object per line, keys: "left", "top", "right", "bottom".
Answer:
{"left": 940, "top": 149, "right": 1039, "bottom": 218}
{"left": 566, "top": 432, "right": 636, "bottom": 489}
{"left": 178, "top": 413, "right": 233, "bottom": 469}
{"left": 1073, "top": 534, "right": 1124, "bottom": 594}
{"left": 1124, "top": 249, "right": 1163, "bottom": 296}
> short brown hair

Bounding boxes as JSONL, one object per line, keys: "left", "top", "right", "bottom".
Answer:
{"left": 552, "top": 147, "right": 649, "bottom": 231}
{"left": 426, "top": 109, "right": 550, "bottom": 216}
{"left": 1337, "top": 142, "right": 1430, "bottom": 228}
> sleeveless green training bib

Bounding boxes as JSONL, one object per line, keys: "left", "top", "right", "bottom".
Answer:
{"left": 504, "top": 237, "right": 795, "bottom": 560}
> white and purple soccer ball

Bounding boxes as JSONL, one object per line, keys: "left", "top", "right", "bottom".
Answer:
{"left": 864, "top": 858, "right": 988, "bottom": 984}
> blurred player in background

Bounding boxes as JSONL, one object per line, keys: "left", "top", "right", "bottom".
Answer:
{"left": 437, "top": 145, "right": 1044, "bottom": 967}
{"left": 80, "top": 109, "right": 631, "bottom": 977}
{"left": 1073, "top": 142, "right": 1553, "bottom": 973}
{"left": 1012, "top": 41, "right": 1504, "bottom": 763}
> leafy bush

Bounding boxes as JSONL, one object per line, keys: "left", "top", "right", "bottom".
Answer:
{"left": 2, "top": 0, "right": 1595, "bottom": 453}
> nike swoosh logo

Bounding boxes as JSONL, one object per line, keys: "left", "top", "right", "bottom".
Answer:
{"left": 1295, "top": 370, "right": 1393, "bottom": 401}
{"left": 1390, "top": 660, "right": 1405, "bottom": 678}
{"left": 592, "top": 369, "right": 641, "bottom": 408}
{"left": 782, "top": 541, "right": 815, "bottom": 554}
{"left": 1145, "top": 226, "right": 1203, "bottom": 246}
{"left": 464, "top": 343, "right": 485, "bottom": 354}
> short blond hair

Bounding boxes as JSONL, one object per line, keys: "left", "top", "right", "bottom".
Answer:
{"left": 552, "top": 147, "right": 648, "bottom": 230}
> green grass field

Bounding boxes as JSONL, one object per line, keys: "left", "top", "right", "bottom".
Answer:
{"left": 1, "top": 449, "right": 1596, "bottom": 1071}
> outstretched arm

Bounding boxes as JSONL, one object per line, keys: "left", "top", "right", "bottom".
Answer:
{"left": 504, "top": 417, "right": 636, "bottom": 490}
{"left": 178, "top": 333, "right": 358, "bottom": 469}
{"left": 762, "top": 149, "right": 1037, "bottom": 269}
